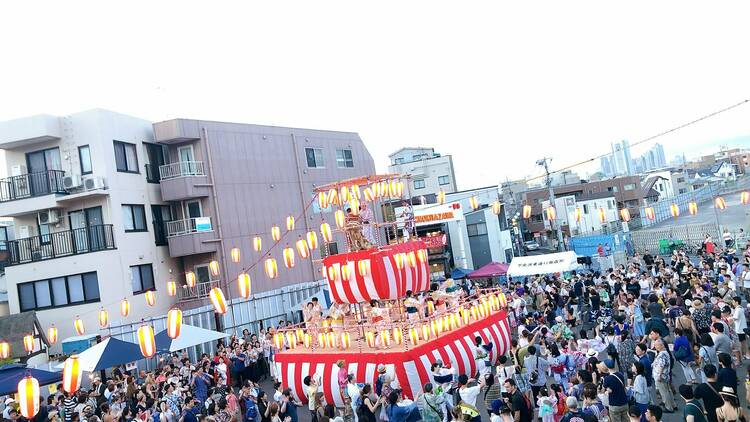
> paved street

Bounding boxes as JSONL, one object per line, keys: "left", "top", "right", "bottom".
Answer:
{"left": 650, "top": 191, "right": 750, "bottom": 232}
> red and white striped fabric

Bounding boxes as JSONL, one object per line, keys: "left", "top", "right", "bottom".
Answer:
{"left": 323, "top": 241, "right": 430, "bottom": 304}
{"left": 275, "top": 310, "right": 511, "bottom": 404}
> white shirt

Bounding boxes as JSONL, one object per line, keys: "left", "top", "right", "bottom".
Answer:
{"left": 638, "top": 279, "right": 651, "bottom": 296}
{"left": 459, "top": 385, "right": 481, "bottom": 407}
{"left": 734, "top": 306, "right": 748, "bottom": 333}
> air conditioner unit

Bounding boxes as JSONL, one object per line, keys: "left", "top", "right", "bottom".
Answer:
{"left": 84, "top": 176, "right": 106, "bottom": 190}
{"left": 38, "top": 209, "right": 60, "bottom": 225}
{"left": 10, "top": 165, "right": 27, "bottom": 177}
{"left": 63, "top": 174, "right": 83, "bottom": 190}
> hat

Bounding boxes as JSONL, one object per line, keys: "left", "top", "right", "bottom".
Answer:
{"left": 336, "top": 359, "right": 345, "bottom": 367}
{"left": 685, "top": 299, "right": 693, "bottom": 307}
{"left": 603, "top": 359, "right": 616, "bottom": 369}
{"left": 555, "top": 316, "right": 563, "bottom": 323}
{"left": 377, "top": 364, "right": 387, "bottom": 374}
{"left": 565, "top": 397, "right": 578, "bottom": 409}
{"left": 4, "top": 398, "right": 14, "bottom": 405}
{"left": 720, "top": 386, "right": 737, "bottom": 398}
{"left": 586, "top": 349, "right": 598, "bottom": 358}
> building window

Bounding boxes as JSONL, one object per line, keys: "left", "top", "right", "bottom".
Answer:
{"left": 412, "top": 154, "right": 423, "bottom": 161}
{"left": 438, "top": 175, "right": 450, "bottom": 186}
{"left": 336, "top": 149, "right": 354, "bottom": 168}
{"left": 394, "top": 158, "right": 404, "bottom": 165}
{"left": 114, "top": 141, "right": 139, "bottom": 173}
{"left": 122, "top": 204, "right": 148, "bottom": 232}
{"left": 677, "top": 177, "right": 685, "bottom": 183}
{"left": 18, "top": 272, "right": 100, "bottom": 312}
{"left": 38, "top": 223, "right": 51, "bottom": 244}
{"left": 305, "top": 148, "right": 325, "bottom": 168}
{"left": 78, "top": 145, "right": 92, "bottom": 175}
{"left": 623, "top": 183, "right": 636, "bottom": 191}
{"left": 0, "top": 226, "right": 7, "bottom": 251}
{"left": 414, "top": 179, "right": 426, "bottom": 190}
{"left": 131, "top": 264, "right": 155, "bottom": 294}
{"left": 608, "top": 200, "right": 613, "bottom": 209}
{"left": 319, "top": 242, "right": 339, "bottom": 258}
{"left": 466, "top": 223, "right": 488, "bottom": 237}
{"left": 583, "top": 204, "right": 589, "bottom": 214}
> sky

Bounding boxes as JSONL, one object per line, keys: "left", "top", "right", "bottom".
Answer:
{"left": 1, "top": 1, "right": 749, "bottom": 189}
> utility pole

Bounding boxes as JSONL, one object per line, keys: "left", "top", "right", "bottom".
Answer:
{"left": 537, "top": 158, "right": 565, "bottom": 252}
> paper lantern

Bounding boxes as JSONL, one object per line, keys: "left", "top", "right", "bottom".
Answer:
{"left": 47, "top": 326, "right": 58, "bottom": 345}
{"left": 364, "top": 188, "right": 375, "bottom": 202}
{"left": 303, "top": 333, "right": 311, "bottom": 348}
{"left": 274, "top": 333, "right": 285, "bottom": 350}
{"left": 286, "top": 215, "right": 295, "bottom": 231}
{"left": 185, "top": 271, "right": 196, "bottom": 288}
{"left": 597, "top": 207, "right": 606, "bottom": 223}
{"left": 74, "top": 317, "right": 85, "bottom": 335}
{"left": 231, "top": 247, "right": 241, "bottom": 263}
{"left": 574, "top": 207, "right": 582, "bottom": 222}
{"left": 427, "top": 301, "right": 435, "bottom": 315}
{"left": 522, "top": 204, "right": 532, "bottom": 219}
{"left": 397, "top": 181, "right": 404, "bottom": 197}
{"left": 326, "top": 265, "right": 338, "bottom": 282}
{"left": 306, "top": 231, "right": 319, "bottom": 251}
{"left": 365, "top": 331, "right": 376, "bottom": 348}
{"left": 392, "top": 327, "right": 403, "bottom": 345}
{"left": 387, "top": 180, "right": 398, "bottom": 198}
{"left": 144, "top": 290, "right": 156, "bottom": 307}
{"left": 379, "top": 181, "right": 389, "bottom": 199}
{"left": 286, "top": 332, "right": 297, "bottom": 350}
{"left": 437, "top": 190, "right": 446, "bottom": 205}
{"left": 320, "top": 222, "right": 333, "bottom": 243}
{"left": 407, "top": 251, "right": 417, "bottom": 268}
{"left": 358, "top": 259, "right": 370, "bottom": 276}
{"left": 209, "top": 260, "right": 220, "bottom": 277}
{"left": 318, "top": 191, "right": 328, "bottom": 209}
{"left": 431, "top": 319, "right": 441, "bottom": 337}
{"left": 334, "top": 210, "right": 346, "bottom": 229}
{"left": 417, "top": 249, "right": 428, "bottom": 263}
{"left": 253, "top": 236, "right": 263, "bottom": 252}
{"left": 295, "top": 328, "right": 304, "bottom": 344}
{"left": 167, "top": 281, "right": 177, "bottom": 297}
{"left": 17, "top": 376, "right": 39, "bottom": 418}
{"left": 340, "top": 263, "right": 351, "bottom": 281}
{"left": 380, "top": 330, "right": 391, "bottom": 347}
{"left": 469, "top": 196, "right": 479, "bottom": 210}
{"left": 689, "top": 201, "right": 698, "bottom": 215}
{"left": 492, "top": 201, "right": 502, "bottom": 215}
{"left": 461, "top": 308, "right": 471, "bottom": 325}
{"left": 326, "top": 332, "right": 337, "bottom": 348}
{"left": 371, "top": 182, "right": 381, "bottom": 199}
{"left": 340, "top": 332, "right": 351, "bottom": 349}
{"left": 670, "top": 203, "right": 680, "bottom": 218}
{"left": 546, "top": 206, "right": 556, "bottom": 221}
{"left": 352, "top": 184, "right": 361, "bottom": 200}
{"left": 715, "top": 196, "right": 726, "bottom": 210}
{"left": 0, "top": 342, "right": 8, "bottom": 359}
{"left": 120, "top": 299, "right": 130, "bottom": 317}
{"left": 443, "top": 315, "right": 452, "bottom": 331}
{"left": 453, "top": 311, "right": 462, "bottom": 327}
{"left": 98, "top": 309, "right": 109, "bottom": 328}
{"left": 742, "top": 191, "right": 750, "bottom": 205}
{"left": 421, "top": 324, "right": 430, "bottom": 341}
{"left": 619, "top": 208, "right": 631, "bottom": 222}
{"left": 23, "top": 334, "right": 34, "bottom": 354}
{"left": 265, "top": 258, "right": 278, "bottom": 279}
{"left": 349, "top": 198, "right": 360, "bottom": 215}
{"left": 62, "top": 355, "right": 82, "bottom": 393}
{"left": 167, "top": 309, "right": 182, "bottom": 339}
{"left": 497, "top": 292, "right": 507, "bottom": 307}
{"left": 644, "top": 206, "right": 656, "bottom": 221}
{"left": 394, "top": 253, "right": 405, "bottom": 270}
{"left": 317, "top": 333, "right": 327, "bottom": 349}
{"left": 283, "top": 247, "right": 295, "bottom": 269}
{"left": 296, "top": 239, "right": 310, "bottom": 259}
{"left": 238, "top": 273, "right": 251, "bottom": 299}
{"left": 271, "top": 226, "right": 281, "bottom": 241}
{"left": 137, "top": 325, "right": 156, "bottom": 358}
{"left": 340, "top": 186, "right": 351, "bottom": 203}
{"left": 328, "top": 188, "right": 339, "bottom": 205}
{"left": 209, "top": 287, "right": 228, "bottom": 314}
{"left": 409, "top": 328, "right": 419, "bottom": 345}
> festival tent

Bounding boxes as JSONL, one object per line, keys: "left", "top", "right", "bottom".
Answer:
{"left": 450, "top": 268, "right": 472, "bottom": 279}
{"left": 467, "top": 262, "right": 509, "bottom": 279}
{"left": 506, "top": 251, "right": 581, "bottom": 277}
{"left": 0, "top": 364, "right": 62, "bottom": 395}
{"left": 54, "top": 337, "right": 143, "bottom": 372}
{"left": 155, "top": 324, "right": 229, "bottom": 353}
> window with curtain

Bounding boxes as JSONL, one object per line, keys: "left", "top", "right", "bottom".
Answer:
{"left": 114, "top": 141, "right": 139, "bottom": 173}
{"left": 18, "top": 272, "right": 100, "bottom": 311}
{"left": 131, "top": 264, "right": 155, "bottom": 294}
{"left": 122, "top": 204, "right": 147, "bottom": 232}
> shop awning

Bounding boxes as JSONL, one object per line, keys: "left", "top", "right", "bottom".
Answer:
{"left": 450, "top": 268, "right": 472, "bottom": 279}
{"left": 467, "top": 262, "right": 509, "bottom": 279}
{"left": 506, "top": 251, "right": 581, "bottom": 277}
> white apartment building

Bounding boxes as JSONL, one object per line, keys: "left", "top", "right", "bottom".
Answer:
{"left": 387, "top": 147, "right": 458, "bottom": 198}
{"left": 551, "top": 193, "right": 619, "bottom": 236}
{"left": 0, "top": 110, "right": 178, "bottom": 347}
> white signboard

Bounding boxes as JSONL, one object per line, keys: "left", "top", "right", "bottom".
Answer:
{"left": 395, "top": 202, "right": 465, "bottom": 227}
{"left": 507, "top": 251, "right": 581, "bottom": 277}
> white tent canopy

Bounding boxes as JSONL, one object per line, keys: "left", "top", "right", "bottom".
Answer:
{"left": 507, "top": 251, "right": 581, "bottom": 277}
{"left": 155, "top": 324, "right": 229, "bottom": 353}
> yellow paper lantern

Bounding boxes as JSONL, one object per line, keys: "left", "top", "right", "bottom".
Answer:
{"left": 417, "top": 249, "right": 428, "bottom": 263}
{"left": 209, "top": 287, "right": 228, "bottom": 314}
{"left": 296, "top": 239, "right": 310, "bottom": 259}
{"left": 145, "top": 290, "right": 156, "bottom": 307}
{"left": 303, "top": 333, "right": 311, "bottom": 348}
{"left": 317, "top": 333, "right": 327, "bottom": 349}
{"left": 283, "top": 247, "right": 295, "bottom": 269}
{"left": 271, "top": 226, "right": 281, "bottom": 241}
{"left": 522, "top": 204, "right": 532, "bottom": 219}
{"left": 371, "top": 182, "right": 381, "bottom": 199}
{"left": 23, "top": 334, "right": 34, "bottom": 354}
{"left": 469, "top": 196, "right": 479, "bottom": 210}
{"left": 498, "top": 292, "right": 507, "bottom": 307}
{"left": 462, "top": 308, "right": 471, "bottom": 325}
{"left": 409, "top": 328, "right": 419, "bottom": 345}
{"left": 0, "top": 342, "right": 8, "bottom": 359}
{"left": 741, "top": 191, "right": 750, "bottom": 205}
{"left": 574, "top": 207, "right": 582, "bottom": 222}
{"left": 238, "top": 273, "right": 252, "bottom": 299}
{"left": 340, "top": 186, "right": 351, "bottom": 203}
{"left": 306, "top": 231, "right": 319, "bottom": 250}
{"left": 286, "top": 332, "right": 297, "bottom": 349}
{"left": 364, "top": 188, "right": 375, "bottom": 202}
{"left": 137, "top": 325, "right": 156, "bottom": 358}
{"left": 120, "top": 299, "right": 130, "bottom": 317}
{"left": 437, "top": 190, "right": 446, "bottom": 205}
{"left": 380, "top": 330, "right": 391, "bottom": 347}
{"left": 421, "top": 324, "right": 430, "bottom": 341}
{"left": 545, "top": 206, "right": 557, "bottom": 221}
{"left": 492, "top": 201, "right": 502, "bottom": 215}
{"left": 318, "top": 192, "right": 328, "bottom": 209}
{"left": 431, "top": 319, "right": 441, "bottom": 337}
{"left": 352, "top": 185, "right": 361, "bottom": 200}
{"left": 620, "top": 208, "right": 631, "bottom": 222}
{"left": 286, "top": 215, "right": 295, "bottom": 231}
{"left": 341, "top": 263, "right": 351, "bottom": 281}
{"left": 320, "top": 222, "right": 333, "bottom": 243}
{"left": 326, "top": 265, "right": 338, "bottom": 282}
{"left": 328, "top": 188, "right": 339, "bottom": 205}
{"left": 670, "top": 203, "right": 680, "bottom": 218}
{"left": 62, "top": 355, "right": 82, "bottom": 394}
{"left": 689, "top": 201, "right": 698, "bottom": 215}
{"left": 18, "top": 376, "right": 40, "bottom": 418}
{"left": 185, "top": 271, "right": 196, "bottom": 288}
{"left": 47, "top": 326, "right": 58, "bottom": 345}
{"left": 365, "top": 331, "right": 376, "bottom": 348}
{"left": 715, "top": 196, "right": 727, "bottom": 210}
{"left": 349, "top": 198, "right": 360, "bottom": 215}
{"left": 167, "top": 281, "right": 177, "bottom": 297}
{"left": 394, "top": 253, "right": 405, "bottom": 270}
{"left": 379, "top": 181, "right": 389, "bottom": 198}
{"left": 209, "top": 260, "right": 220, "bottom": 277}
{"left": 264, "top": 258, "right": 278, "bottom": 279}
{"left": 335, "top": 210, "right": 346, "bottom": 229}
{"left": 358, "top": 260, "right": 370, "bottom": 277}
{"left": 98, "top": 309, "right": 109, "bottom": 328}
{"left": 340, "top": 332, "right": 351, "bottom": 349}
{"left": 274, "top": 333, "right": 285, "bottom": 350}
{"left": 253, "top": 236, "right": 263, "bottom": 252}
{"left": 392, "top": 327, "right": 403, "bottom": 345}
{"left": 327, "top": 332, "right": 337, "bottom": 348}
{"left": 74, "top": 317, "right": 85, "bottom": 335}
{"left": 427, "top": 301, "right": 435, "bottom": 315}
{"left": 597, "top": 207, "right": 606, "bottom": 223}
{"left": 397, "top": 181, "right": 404, "bottom": 197}
{"left": 167, "top": 308, "right": 182, "bottom": 339}
{"left": 644, "top": 206, "right": 656, "bottom": 221}
{"left": 230, "top": 247, "right": 241, "bottom": 263}
{"left": 407, "top": 251, "right": 417, "bottom": 268}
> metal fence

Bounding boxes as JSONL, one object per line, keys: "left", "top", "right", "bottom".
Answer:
{"left": 7, "top": 224, "right": 116, "bottom": 265}
{"left": 637, "top": 182, "right": 720, "bottom": 227}
{"left": 0, "top": 170, "right": 67, "bottom": 202}
{"left": 158, "top": 161, "right": 205, "bottom": 180}
{"left": 630, "top": 222, "right": 720, "bottom": 254}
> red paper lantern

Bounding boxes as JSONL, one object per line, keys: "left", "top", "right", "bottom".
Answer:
{"left": 265, "top": 258, "right": 278, "bottom": 279}
{"left": 185, "top": 271, "right": 196, "bottom": 288}
{"left": 209, "top": 260, "right": 220, "bottom": 277}
{"left": 145, "top": 290, "right": 156, "bottom": 307}
{"left": 137, "top": 325, "right": 156, "bottom": 358}
{"left": 120, "top": 299, "right": 130, "bottom": 317}
{"left": 522, "top": 205, "right": 532, "bottom": 219}
{"left": 62, "top": 355, "right": 82, "bottom": 393}
{"left": 230, "top": 247, "right": 241, "bottom": 263}
{"left": 0, "top": 342, "right": 9, "bottom": 359}
{"left": 644, "top": 206, "right": 656, "bottom": 220}
{"left": 167, "top": 309, "right": 183, "bottom": 339}
{"left": 17, "top": 376, "right": 39, "bottom": 418}
{"left": 209, "top": 287, "right": 228, "bottom": 314}
{"left": 23, "top": 334, "right": 34, "bottom": 354}
{"left": 283, "top": 247, "right": 295, "bottom": 269}
{"left": 296, "top": 239, "right": 310, "bottom": 259}
{"left": 74, "top": 317, "right": 85, "bottom": 335}
{"left": 238, "top": 273, "right": 251, "bottom": 299}
{"left": 98, "top": 309, "right": 109, "bottom": 328}
{"left": 47, "top": 326, "right": 58, "bottom": 345}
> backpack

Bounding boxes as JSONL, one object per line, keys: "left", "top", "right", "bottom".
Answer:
{"left": 375, "top": 375, "right": 383, "bottom": 396}
{"left": 245, "top": 399, "right": 258, "bottom": 421}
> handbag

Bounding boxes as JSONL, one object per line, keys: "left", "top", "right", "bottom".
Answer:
{"left": 424, "top": 395, "right": 444, "bottom": 420}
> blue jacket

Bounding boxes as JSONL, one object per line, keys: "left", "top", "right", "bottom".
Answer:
{"left": 639, "top": 354, "right": 654, "bottom": 386}
{"left": 387, "top": 403, "right": 421, "bottom": 422}
{"left": 674, "top": 336, "right": 695, "bottom": 362}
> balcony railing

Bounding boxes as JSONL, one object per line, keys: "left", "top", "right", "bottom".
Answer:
{"left": 144, "top": 164, "right": 161, "bottom": 183}
{"left": 178, "top": 280, "right": 220, "bottom": 302}
{"left": 0, "top": 170, "right": 67, "bottom": 202}
{"left": 7, "top": 224, "right": 115, "bottom": 266}
{"left": 158, "top": 161, "right": 205, "bottom": 180}
{"left": 166, "top": 217, "right": 211, "bottom": 237}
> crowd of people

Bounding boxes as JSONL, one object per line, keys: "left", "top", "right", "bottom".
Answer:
{"left": 5, "top": 241, "right": 750, "bottom": 422}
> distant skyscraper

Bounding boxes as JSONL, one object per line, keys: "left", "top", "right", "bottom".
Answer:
{"left": 637, "top": 143, "right": 668, "bottom": 172}
{"left": 600, "top": 155, "right": 614, "bottom": 176}
{"left": 611, "top": 140, "right": 633, "bottom": 176}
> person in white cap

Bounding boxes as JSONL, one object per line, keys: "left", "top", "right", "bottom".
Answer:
{"left": 551, "top": 316, "right": 573, "bottom": 341}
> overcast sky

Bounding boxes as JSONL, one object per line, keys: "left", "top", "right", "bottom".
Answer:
{"left": 1, "top": 1, "right": 749, "bottom": 189}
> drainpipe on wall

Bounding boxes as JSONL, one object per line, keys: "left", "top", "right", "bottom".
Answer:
{"left": 201, "top": 127, "right": 237, "bottom": 332}
{"left": 291, "top": 134, "right": 318, "bottom": 284}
